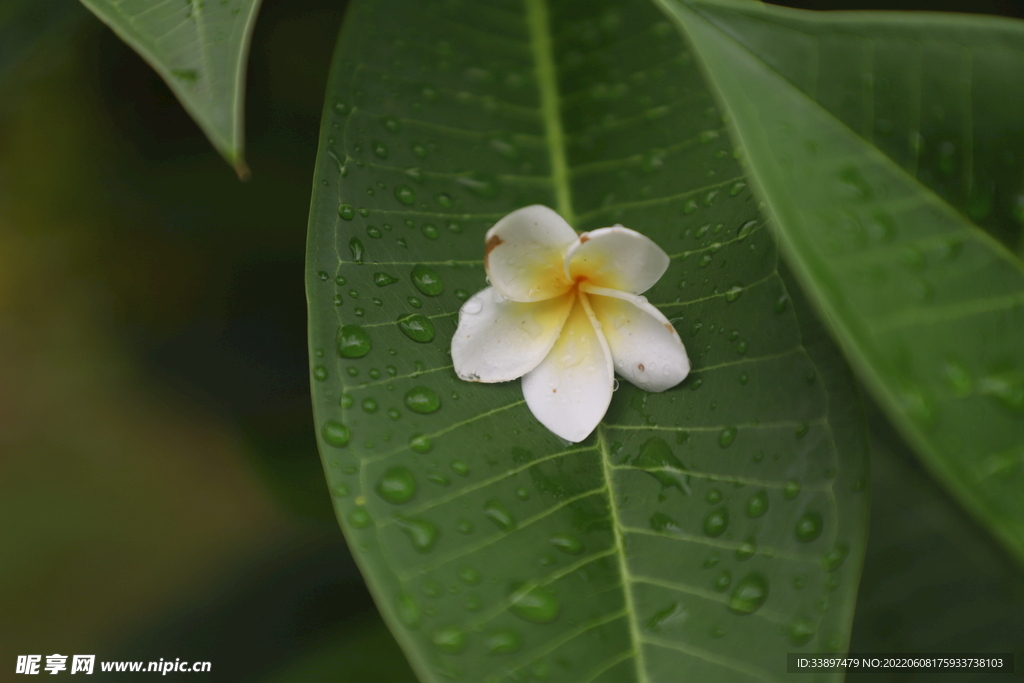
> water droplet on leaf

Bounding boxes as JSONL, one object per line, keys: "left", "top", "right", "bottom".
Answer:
{"left": 432, "top": 626, "right": 466, "bottom": 654}
{"left": 484, "top": 499, "right": 516, "bottom": 531}
{"left": 703, "top": 507, "right": 729, "bottom": 537}
{"left": 728, "top": 573, "right": 769, "bottom": 614}
{"left": 509, "top": 585, "right": 560, "bottom": 623}
{"left": 411, "top": 265, "right": 444, "bottom": 296}
{"left": 397, "top": 314, "right": 435, "bottom": 343}
{"left": 405, "top": 386, "right": 441, "bottom": 413}
{"left": 376, "top": 466, "right": 417, "bottom": 504}
{"left": 746, "top": 490, "right": 768, "bottom": 518}
{"left": 397, "top": 517, "right": 439, "bottom": 553}
{"left": 322, "top": 421, "right": 351, "bottom": 447}
{"left": 549, "top": 533, "right": 583, "bottom": 554}
{"left": 337, "top": 324, "right": 371, "bottom": 358}
{"left": 795, "top": 511, "right": 823, "bottom": 542}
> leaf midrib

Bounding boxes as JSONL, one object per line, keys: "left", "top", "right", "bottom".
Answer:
{"left": 526, "top": 0, "right": 574, "bottom": 225}
{"left": 525, "top": 0, "right": 646, "bottom": 678}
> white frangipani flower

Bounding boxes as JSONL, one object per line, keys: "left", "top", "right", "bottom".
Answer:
{"left": 452, "top": 205, "right": 690, "bottom": 442}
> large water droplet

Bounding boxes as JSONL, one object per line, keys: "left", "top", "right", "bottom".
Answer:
{"left": 634, "top": 437, "right": 690, "bottom": 495}
{"left": 484, "top": 499, "right": 516, "bottom": 531}
{"left": 783, "top": 480, "right": 801, "bottom": 499}
{"left": 374, "top": 272, "right": 399, "bottom": 287}
{"left": 397, "top": 314, "right": 435, "bottom": 343}
{"left": 728, "top": 573, "right": 769, "bottom": 614}
{"left": 396, "top": 592, "right": 420, "bottom": 627}
{"left": 349, "top": 237, "right": 364, "bottom": 263}
{"left": 337, "top": 324, "right": 371, "bottom": 358}
{"left": 746, "top": 490, "right": 768, "bottom": 518}
{"left": 409, "top": 434, "right": 433, "bottom": 453}
{"left": 396, "top": 517, "right": 438, "bottom": 553}
{"left": 313, "top": 365, "right": 328, "bottom": 381}
{"left": 724, "top": 284, "right": 743, "bottom": 303}
{"left": 509, "top": 585, "right": 560, "bottom": 623}
{"left": 321, "top": 420, "right": 351, "bottom": 447}
{"left": 718, "top": 426, "right": 737, "bottom": 447}
{"left": 703, "top": 507, "right": 729, "bottom": 537}
{"left": 549, "top": 533, "right": 583, "bottom": 554}
{"left": 404, "top": 386, "right": 441, "bottom": 414}
{"left": 411, "top": 265, "right": 444, "bottom": 296}
{"left": 394, "top": 185, "right": 416, "bottom": 205}
{"left": 485, "top": 630, "right": 521, "bottom": 655}
{"left": 432, "top": 626, "right": 466, "bottom": 654}
{"left": 338, "top": 203, "right": 355, "bottom": 220}
{"left": 795, "top": 511, "right": 823, "bottom": 542}
{"left": 375, "top": 466, "right": 417, "bottom": 504}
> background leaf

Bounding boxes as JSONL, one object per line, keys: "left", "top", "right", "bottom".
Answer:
{"left": 307, "top": 0, "right": 869, "bottom": 681}
{"left": 0, "top": 0, "right": 85, "bottom": 85}
{"left": 659, "top": 0, "right": 1024, "bottom": 565}
{"left": 79, "top": 0, "right": 263, "bottom": 176}
{"left": 848, "top": 400, "right": 1024, "bottom": 683}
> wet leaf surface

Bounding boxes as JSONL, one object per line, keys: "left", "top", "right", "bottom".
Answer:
{"left": 306, "top": 1, "right": 869, "bottom": 680}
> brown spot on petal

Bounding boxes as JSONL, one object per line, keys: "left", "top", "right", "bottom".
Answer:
{"left": 638, "top": 364, "right": 645, "bottom": 372}
{"left": 664, "top": 323, "right": 674, "bottom": 333}
{"left": 578, "top": 232, "right": 590, "bottom": 243}
{"left": 484, "top": 234, "right": 504, "bottom": 270}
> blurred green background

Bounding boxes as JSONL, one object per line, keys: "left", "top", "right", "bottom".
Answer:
{"left": 0, "top": 1, "right": 1021, "bottom": 681}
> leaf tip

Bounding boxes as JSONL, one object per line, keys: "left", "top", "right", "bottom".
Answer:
{"left": 234, "top": 158, "right": 252, "bottom": 182}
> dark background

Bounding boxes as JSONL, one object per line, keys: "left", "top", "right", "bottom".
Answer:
{"left": 0, "top": 0, "right": 1021, "bottom": 681}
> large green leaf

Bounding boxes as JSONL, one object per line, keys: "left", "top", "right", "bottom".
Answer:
{"left": 306, "top": 0, "right": 869, "bottom": 681}
{"left": 658, "top": 0, "right": 1024, "bottom": 565}
{"left": 79, "top": 0, "right": 262, "bottom": 176}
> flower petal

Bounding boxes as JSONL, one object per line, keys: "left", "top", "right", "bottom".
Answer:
{"left": 521, "top": 293, "right": 613, "bottom": 442}
{"left": 452, "top": 287, "right": 574, "bottom": 383}
{"left": 565, "top": 226, "right": 670, "bottom": 294}
{"left": 584, "top": 284, "right": 690, "bottom": 393}
{"left": 485, "top": 205, "right": 577, "bottom": 302}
